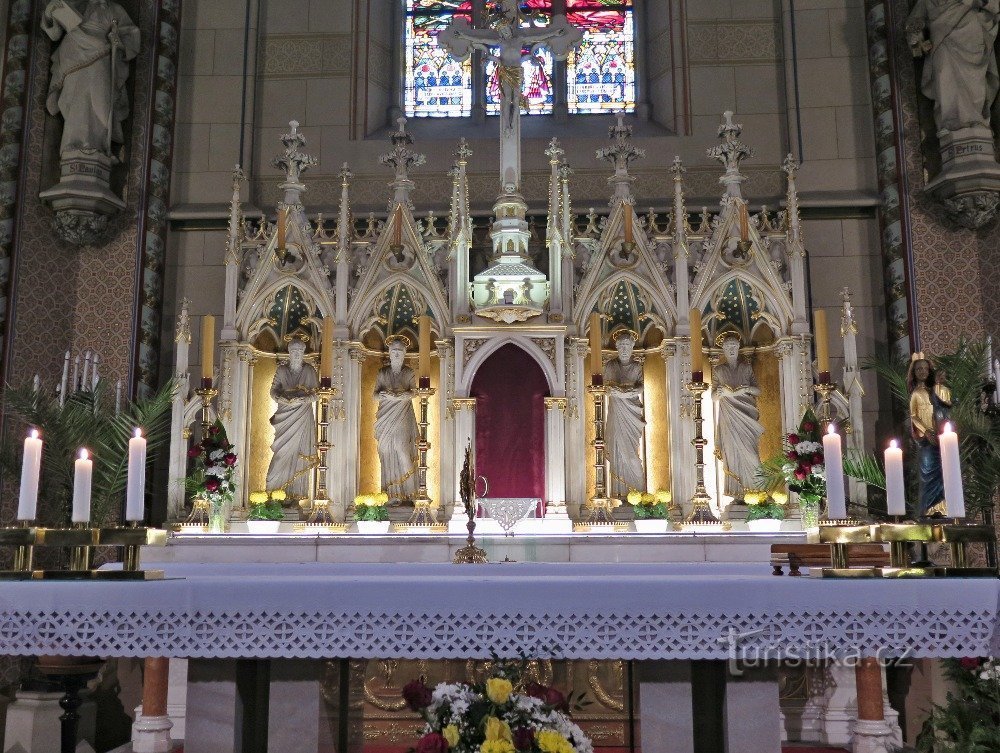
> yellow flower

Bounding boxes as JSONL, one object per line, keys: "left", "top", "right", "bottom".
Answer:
{"left": 654, "top": 490, "right": 672, "bottom": 506}
{"left": 377, "top": 492, "right": 390, "bottom": 505}
{"left": 626, "top": 490, "right": 642, "bottom": 506}
{"left": 442, "top": 724, "right": 460, "bottom": 747}
{"left": 249, "top": 491, "right": 268, "bottom": 505}
{"left": 640, "top": 492, "right": 655, "bottom": 505}
{"left": 536, "top": 729, "right": 574, "bottom": 753}
{"left": 486, "top": 677, "right": 513, "bottom": 705}
{"left": 270, "top": 489, "right": 287, "bottom": 502}
{"left": 484, "top": 716, "right": 512, "bottom": 742}
{"left": 480, "top": 741, "right": 515, "bottom": 753}
{"left": 771, "top": 491, "right": 788, "bottom": 506}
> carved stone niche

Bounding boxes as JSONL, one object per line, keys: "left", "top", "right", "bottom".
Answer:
{"left": 924, "top": 125, "right": 1000, "bottom": 230}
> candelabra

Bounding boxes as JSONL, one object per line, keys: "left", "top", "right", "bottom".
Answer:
{"left": 0, "top": 525, "right": 167, "bottom": 579}
{"left": 813, "top": 378, "right": 836, "bottom": 426}
{"left": 307, "top": 384, "right": 343, "bottom": 528}
{"left": 194, "top": 382, "right": 219, "bottom": 435}
{"left": 407, "top": 385, "right": 438, "bottom": 527}
{"left": 579, "top": 383, "right": 618, "bottom": 527}
{"left": 685, "top": 379, "right": 719, "bottom": 524}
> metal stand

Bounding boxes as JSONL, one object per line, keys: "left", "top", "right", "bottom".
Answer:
{"left": 69, "top": 522, "right": 91, "bottom": 572}
{"left": 813, "top": 380, "right": 836, "bottom": 426}
{"left": 684, "top": 380, "right": 720, "bottom": 525}
{"left": 577, "top": 384, "right": 622, "bottom": 530}
{"left": 407, "top": 386, "right": 439, "bottom": 527}
{"left": 184, "top": 497, "right": 210, "bottom": 528}
{"left": 936, "top": 521, "right": 998, "bottom": 576}
{"left": 194, "top": 384, "right": 218, "bottom": 435}
{"left": 307, "top": 386, "right": 343, "bottom": 528}
{"left": 0, "top": 526, "right": 167, "bottom": 579}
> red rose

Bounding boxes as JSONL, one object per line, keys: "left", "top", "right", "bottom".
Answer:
{"left": 402, "top": 679, "right": 433, "bottom": 711}
{"left": 209, "top": 425, "right": 220, "bottom": 435}
{"left": 524, "top": 681, "right": 546, "bottom": 700}
{"left": 513, "top": 727, "right": 535, "bottom": 750}
{"left": 416, "top": 733, "right": 448, "bottom": 753}
{"left": 205, "top": 478, "right": 220, "bottom": 493}
{"left": 544, "top": 686, "right": 568, "bottom": 712}
{"left": 803, "top": 422, "right": 816, "bottom": 432}
{"left": 812, "top": 453, "right": 823, "bottom": 464}
{"left": 788, "top": 433, "right": 801, "bottom": 445}
{"left": 794, "top": 469, "right": 807, "bottom": 480}
{"left": 187, "top": 446, "right": 202, "bottom": 458}
{"left": 786, "top": 451, "right": 797, "bottom": 461}
{"left": 224, "top": 453, "right": 237, "bottom": 467}
{"left": 959, "top": 657, "right": 982, "bottom": 670}
{"left": 221, "top": 439, "right": 230, "bottom": 449}
{"left": 801, "top": 464, "right": 812, "bottom": 475}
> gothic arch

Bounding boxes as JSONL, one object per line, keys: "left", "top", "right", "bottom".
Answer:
{"left": 348, "top": 274, "right": 449, "bottom": 339}
{"left": 459, "top": 335, "right": 560, "bottom": 396}
{"left": 692, "top": 271, "right": 791, "bottom": 340}
{"left": 574, "top": 272, "right": 675, "bottom": 337}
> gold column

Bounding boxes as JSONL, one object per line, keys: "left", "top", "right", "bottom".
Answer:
{"left": 308, "top": 385, "right": 339, "bottom": 526}
{"left": 685, "top": 379, "right": 718, "bottom": 523}
{"left": 408, "top": 386, "right": 438, "bottom": 526}
{"left": 581, "top": 384, "right": 615, "bottom": 525}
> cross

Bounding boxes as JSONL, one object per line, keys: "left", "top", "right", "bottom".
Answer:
{"left": 439, "top": 0, "right": 582, "bottom": 192}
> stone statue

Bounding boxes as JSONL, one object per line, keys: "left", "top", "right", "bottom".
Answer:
{"left": 712, "top": 333, "right": 764, "bottom": 499}
{"left": 265, "top": 337, "right": 319, "bottom": 500}
{"left": 374, "top": 337, "right": 419, "bottom": 501}
{"left": 602, "top": 329, "right": 646, "bottom": 495}
{"left": 908, "top": 354, "right": 948, "bottom": 516}
{"left": 43, "top": 0, "right": 140, "bottom": 157}
{"left": 906, "top": 0, "right": 1000, "bottom": 135}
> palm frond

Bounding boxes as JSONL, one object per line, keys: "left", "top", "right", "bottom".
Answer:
{"left": 842, "top": 450, "right": 886, "bottom": 491}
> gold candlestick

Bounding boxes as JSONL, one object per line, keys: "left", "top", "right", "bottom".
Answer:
{"left": 194, "top": 384, "right": 219, "bottom": 435}
{"left": 12, "top": 521, "right": 34, "bottom": 572}
{"left": 408, "top": 386, "right": 437, "bottom": 526}
{"left": 581, "top": 384, "right": 616, "bottom": 525}
{"left": 308, "top": 385, "right": 339, "bottom": 526}
{"left": 685, "top": 380, "right": 718, "bottom": 524}
{"left": 813, "top": 379, "right": 836, "bottom": 426}
{"left": 69, "top": 522, "right": 92, "bottom": 571}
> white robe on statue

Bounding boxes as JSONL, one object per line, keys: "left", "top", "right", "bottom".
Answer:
{"left": 603, "top": 358, "right": 646, "bottom": 495}
{"left": 712, "top": 360, "right": 764, "bottom": 497}
{"left": 265, "top": 363, "right": 318, "bottom": 499}
{"left": 374, "top": 365, "right": 419, "bottom": 501}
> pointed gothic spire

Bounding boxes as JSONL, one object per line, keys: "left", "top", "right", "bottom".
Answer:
{"left": 596, "top": 113, "right": 645, "bottom": 204}
{"left": 545, "top": 138, "right": 565, "bottom": 246}
{"left": 559, "top": 161, "right": 573, "bottom": 245}
{"left": 272, "top": 120, "right": 318, "bottom": 207}
{"left": 782, "top": 153, "right": 801, "bottom": 245}
{"left": 227, "top": 164, "right": 245, "bottom": 262}
{"left": 337, "top": 162, "right": 353, "bottom": 251}
{"left": 707, "top": 111, "right": 753, "bottom": 199}
{"left": 380, "top": 117, "right": 426, "bottom": 209}
{"left": 670, "top": 156, "right": 687, "bottom": 245}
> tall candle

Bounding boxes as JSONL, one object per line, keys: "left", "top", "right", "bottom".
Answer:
{"left": 72, "top": 449, "right": 93, "bottom": 524}
{"left": 940, "top": 422, "right": 965, "bottom": 518}
{"left": 277, "top": 207, "right": 286, "bottom": 250}
{"left": 589, "top": 312, "right": 602, "bottom": 381}
{"left": 91, "top": 354, "right": 99, "bottom": 389}
{"left": 17, "top": 429, "right": 42, "bottom": 521}
{"left": 126, "top": 429, "right": 147, "bottom": 523}
{"left": 201, "top": 315, "right": 215, "bottom": 383}
{"left": 885, "top": 439, "right": 906, "bottom": 517}
{"left": 320, "top": 323, "right": 334, "bottom": 383}
{"left": 418, "top": 315, "right": 431, "bottom": 381}
{"left": 392, "top": 205, "right": 402, "bottom": 246}
{"left": 624, "top": 203, "right": 634, "bottom": 244}
{"left": 814, "top": 309, "right": 830, "bottom": 378}
{"left": 823, "top": 424, "right": 846, "bottom": 520}
{"left": 689, "top": 308, "right": 703, "bottom": 379}
{"left": 60, "top": 351, "right": 70, "bottom": 404}
{"left": 115, "top": 379, "right": 123, "bottom": 415}
{"left": 739, "top": 202, "right": 749, "bottom": 242}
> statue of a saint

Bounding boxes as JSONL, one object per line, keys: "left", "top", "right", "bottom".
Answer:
{"left": 908, "top": 354, "right": 948, "bottom": 516}
{"left": 906, "top": 0, "right": 1000, "bottom": 135}
{"left": 265, "top": 337, "right": 318, "bottom": 500}
{"left": 43, "top": 0, "right": 140, "bottom": 157}
{"left": 603, "top": 329, "right": 645, "bottom": 495}
{"left": 712, "top": 333, "right": 764, "bottom": 499}
{"left": 374, "top": 337, "right": 419, "bottom": 501}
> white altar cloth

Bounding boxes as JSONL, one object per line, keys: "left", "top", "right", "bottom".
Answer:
{"left": 0, "top": 563, "right": 996, "bottom": 660}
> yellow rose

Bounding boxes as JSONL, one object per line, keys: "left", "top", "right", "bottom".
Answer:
{"left": 486, "top": 677, "right": 513, "bottom": 705}
{"left": 626, "top": 490, "right": 642, "bottom": 506}
{"left": 270, "top": 489, "right": 287, "bottom": 502}
{"left": 442, "top": 724, "right": 460, "bottom": 747}
{"left": 249, "top": 491, "right": 268, "bottom": 505}
{"left": 484, "top": 716, "right": 512, "bottom": 742}
{"left": 480, "top": 741, "right": 515, "bottom": 753}
{"left": 536, "top": 730, "right": 573, "bottom": 753}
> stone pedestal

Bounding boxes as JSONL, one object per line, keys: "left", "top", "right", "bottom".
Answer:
{"left": 3, "top": 689, "right": 95, "bottom": 753}
{"left": 924, "top": 126, "right": 1000, "bottom": 229}
{"left": 38, "top": 150, "right": 125, "bottom": 245}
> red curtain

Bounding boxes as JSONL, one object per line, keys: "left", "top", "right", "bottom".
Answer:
{"left": 471, "top": 344, "right": 548, "bottom": 504}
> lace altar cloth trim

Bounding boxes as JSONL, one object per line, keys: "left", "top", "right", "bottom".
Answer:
{"left": 0, "top": 563, "right": 995, "bottom": 659}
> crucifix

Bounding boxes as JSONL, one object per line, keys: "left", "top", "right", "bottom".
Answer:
{"left": 439, "top": 0, "right": 581, "bottom": 193}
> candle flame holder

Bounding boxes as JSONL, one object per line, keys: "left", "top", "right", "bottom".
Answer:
{"left": 683, "top": 380, "right": 724, "bottom": 528}
{"left": 194, "top": 385, "right": 219, "bottom": 436}
{"left": 0, "top": 526, "right": 168, "bottom": 580}
{"left": 575, "top": 384, "right": 628, "bottom": 532}
{"left": 405, "top": 386, "right": 440, "bottom": 528}
{"left": 813, "top": 380, "right": 836, "bottom": 427}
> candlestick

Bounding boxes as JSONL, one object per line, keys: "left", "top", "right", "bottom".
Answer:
{"left": 739, "top": 201, "right": 749, "bottom": 243}
{"left": 589, "top": 312, "right": 602, "bottom": 383}
{"left": 81, "top": 351, "right": 91, "bottom": 392}
{"left": 940, "top": 422, "right": 965, "bottom": 518}
{"left": 201, "top": 315, "right": 215, "bottom": 384}
{"left": 17, "top": 429, "right": 42, "bottom": 521}
{"left": 407, "top": 385, "right": 438, "bottom": 526}
{"left": 624, "top": 203, "right": 633, "bottom": 244}
{"left": 689, "top": 308, "right": 703, "bottom": 380}
{"left": 277, "top": 206, "right": 286, "bottom": 250}
{"left": 393, "top": 205, "right": 402, "bottom": 247}
{"left": 72, "top": 449, "right": 93, "bottom": 524}
{"left": 814, "top": 309, "right": 830, "bottom": 378}
{"left": 320, "top": 321, "right": 334, "bottom": 385}
{"left": 91, "top": 354, "right": 99, "bottom": 389}
{"left": 126, "top": 429, "right": 147, "bottom": 523}
{"left": 71, "top": 355, "right": 80, "bottom": 394}
{"left": 685, "top": 379, "right": 719, "bottom": 524}
{"left": 581, "top": 383, "right": 616, "bottom": 526}
{"left": 823, "top": 424, "right": 846, "bottom": 520}
{"left": 418, "top": 314, "right": 431, "bottom": 381}
{"left": 115, "top": 379, "right": 122, "bottom": 415}
{"left": 885, "top": 439, "right": 906, "bottom": 517}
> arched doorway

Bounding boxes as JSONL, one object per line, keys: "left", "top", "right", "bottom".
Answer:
{"left": 470, "top": 344, "right": 549, "bottom": 507}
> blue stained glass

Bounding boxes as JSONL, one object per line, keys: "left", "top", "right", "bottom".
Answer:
{"left": 567, "top": 9, "right": 635, "bottom": 113}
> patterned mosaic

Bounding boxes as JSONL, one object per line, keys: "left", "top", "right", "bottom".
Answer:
{"left": 687, "top": 20, "right": 779, "bottom": 66}
{"left": 259, "top": 33, "right": 354, "bottom": 79}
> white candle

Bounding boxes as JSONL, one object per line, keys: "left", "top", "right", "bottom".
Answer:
{"left": 91, "top": 354, "right": 99, "bottom": 390}
{"left": 885, "top": 439, "right": 906, "bottom": 517}
{"left": 81, "top": 351, "right": 91, "bottom": 391}
{"left": 115, "top": 379, "right": 122, "bottom": 415}
{"left": 17, "top": 430, "right": 42, "bottom": 521}
{"left": 823, "top": 424, "right": 847, "bottom": 520}
{"left": 60, "top": 351, "right": 70, "bottom": 405}
{"left": 126, "top": 429, "right": 146, "bottom": 523}
{"left": 72, "top": 449, "right": 93, "bottom": 524}
{"left": 939, "top": 422, "right": 965, "bottom": 518}
{"left": 71, "top": 355, "right": 80, "bottom": 393}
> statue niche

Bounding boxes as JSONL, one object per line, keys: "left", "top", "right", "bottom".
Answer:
{"left": 374, "top": 336, "right": 419, "bottom": 502}
{"left": 711, "top": 332, "right": 764, "bottom": 501}
{"left": 265, "top": 334, "right": 319, "bottom": 501}
{"left": 603, "top": 328, "right": 646, "bottom": 496}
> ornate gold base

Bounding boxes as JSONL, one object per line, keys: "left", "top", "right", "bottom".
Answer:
{"left": 392, "top": 523, "right": 447, "bottom": 533}
{"left": 573, "top": 521, "right": 631, "bottom": 533}
{"left": 407, "top": 499, "right": 440, "bottom": 527}
{"left": 581, "top": 497, "right": 618, "bottom": 526}
{"left": 453, "top": 544, "right": 488, "bottom": 564}
{"left": 292, "top": 522, "right": 349, "bottom": 533}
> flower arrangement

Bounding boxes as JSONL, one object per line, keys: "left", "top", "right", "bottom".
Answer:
{"left": 247, "top": 490, "right": 286, "bottom": 521}
{"left": 915, "top": 657, "right": 1000, "bottom": 751}
{"left": 354, "top": 492, "right": 390, "bottom": 522}
{"left": 402, "top": 664, "right": 592, "bottom": 753}
{"left": 186, "top": 419, "right": 237, "bottom": 531}
{"left": 625, "top": 489, "right": 672, "bottom": 519}
{"left": 744, "top": 490, "right": 787, "bottom": 522}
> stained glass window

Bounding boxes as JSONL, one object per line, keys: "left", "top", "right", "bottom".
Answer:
{"left": 404, "top": 0, "right": 474, "bottom": 117}
{"left": 567, "top": 0, "right": 635, "bottom": 113}
{"left": 485, "top": 46, "right": 555, "bottom": 115}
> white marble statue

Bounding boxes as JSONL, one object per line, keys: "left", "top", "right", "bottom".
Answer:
{"left": 906, "top": 0, "right": 1000, "bottom": 134}
{"left": 603, "top": 329, "right": 646, "bottom": 495}
{"left": 265, "top": 338, "right": 319, "bottom": 499}
{"left": 712, "top": 333, "right": 764, "bottom": 499}
{"left": 43, "top": 0, "right": 140, "bottom": 156}
{"left": 374, "top": 337, "right": 419, "bottom": 501}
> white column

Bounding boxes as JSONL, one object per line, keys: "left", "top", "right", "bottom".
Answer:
{"left": 449, "top": 397, "right": 477, "bottom": 532}
{"left": 224, "top": 345, "right": 253, "bottom": 514}
{"left": 438, "top": 342, "right": 456, "bottom": 517}
{"left": 543, "top": 397, "right": 570, "bottom": 529}
{"left": 564, "top": 339, "right": 588, "bottom": 519}
{"left": 667, "top": 340, "right": 694, "bottom": 513}
{"left": 339, "top": 347, "right": 365, "bottom": 512}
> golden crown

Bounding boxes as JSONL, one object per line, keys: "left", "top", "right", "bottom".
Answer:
{"left": 282, "top": 331, "right": 311, "bottom": 345}
{"left": 714, "top": 331, "right": 742, "bottom": 348}
{"left": 384, "top": 334, "right": 411, "bottom": 349}
{"left": 610, "top": 328, "right": 638, "bottom": 343}
{"left": 911, "top": 351, "right": 927, "bottom": 362}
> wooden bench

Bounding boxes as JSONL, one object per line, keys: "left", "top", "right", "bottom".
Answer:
{"left": 770, "top": 543, "right": 890, "bottom": 576}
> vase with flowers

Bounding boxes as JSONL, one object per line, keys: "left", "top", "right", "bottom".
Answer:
{"left": 743, "top": 490, "right": 787, "bottom": 532}
{"left": 402, "top": 662, "right": 592, "bottom": 753}
{"left": 186, "top": 420, "right": 237, "bottom": 533}
{"left": 626, "top": 489, "right": 673, "bottom": 533}
{"left": 758, "top": 409, "right": 825, "bottom": 529}
{"left": 246, "top": 490, "right": 286, "bottom": 534}
{"left": 354, "top": 492, "right": 391, "bottom": 533}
